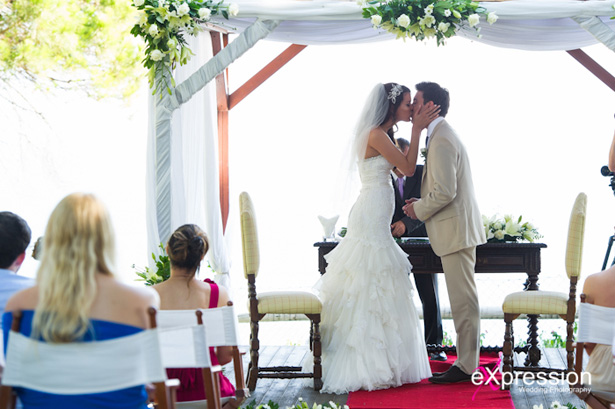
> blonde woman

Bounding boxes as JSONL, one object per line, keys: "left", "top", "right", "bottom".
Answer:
{"left": 153, "top": 224, "right": 235, "bottom": 402}
{"left": 2, "top": 193, "right": 159, "bottom": 408}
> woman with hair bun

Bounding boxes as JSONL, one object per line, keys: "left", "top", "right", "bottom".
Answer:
{"left": 2, "top": 193, "right": 159, "bottom": 408}
{"left": 153, "top": 224, "right": 235, "bottom": 402}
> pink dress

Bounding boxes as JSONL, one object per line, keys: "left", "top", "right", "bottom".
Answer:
{"left": 166, "top": 279, "right": 236, "bottom": 401}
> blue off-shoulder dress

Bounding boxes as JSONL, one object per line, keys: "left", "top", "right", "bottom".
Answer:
{"left": 2, "top": 310, "right": 149, "bottom": 409}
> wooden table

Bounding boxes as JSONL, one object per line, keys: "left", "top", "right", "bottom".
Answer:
{"left": 314, "top": 240, "right": 548, "bottom": 366}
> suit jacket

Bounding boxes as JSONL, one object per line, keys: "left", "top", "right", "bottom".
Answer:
{"left": 413, "top": 120, "right": 486, "bottom": 257}
{"left": 391, "top": 165, "right": 428, "bottom": 237}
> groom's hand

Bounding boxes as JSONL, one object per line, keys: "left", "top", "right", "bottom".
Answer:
{"left": 403, "top": 198, "right": 419, "bottom": 220}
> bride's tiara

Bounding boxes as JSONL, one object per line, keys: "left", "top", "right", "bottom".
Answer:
{"left": 387, "top": 84, "right": 403, "bottom": 104}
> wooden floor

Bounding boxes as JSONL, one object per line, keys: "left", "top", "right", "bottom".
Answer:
{"left": 234, "top": 346, "right": 588, "bottom": 409}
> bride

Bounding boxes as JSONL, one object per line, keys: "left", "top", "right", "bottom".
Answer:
{"left": 311, "top": 83, "right": 439, "bottom": 394}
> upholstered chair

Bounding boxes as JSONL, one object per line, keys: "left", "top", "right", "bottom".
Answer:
{"left": 239, "top": 192, "right": 323, "bottom": 392}
{"left": 501, "top": 192, "right": 587, "bottom": 389}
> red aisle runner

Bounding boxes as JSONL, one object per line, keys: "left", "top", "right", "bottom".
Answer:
{"left": 346, "top": 353, "right": 514, "bottom": 409}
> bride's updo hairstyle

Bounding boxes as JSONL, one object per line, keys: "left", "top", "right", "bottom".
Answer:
{"left": 351, "top": 82, "right": 410, "bottom": 165}
{"left": 33, "top": 193, "right": 115, "bottom": 343}
{"left": 166, "top": 224, "right": 209, "bottom": 278}
{"left": 382, "top": 82, "right": 411, "bottom": 141}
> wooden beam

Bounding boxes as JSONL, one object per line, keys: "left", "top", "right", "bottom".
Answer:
{"left": 228, "top": 44, "right": 307, "bottom": 110}
{"left": 567, "top": 48, "right": 615, "bottom": 92}
{"left": 211, "top": 32, "right": 230, "bottom": 232}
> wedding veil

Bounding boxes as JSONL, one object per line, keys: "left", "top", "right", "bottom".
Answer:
{"left": 350, "top": 83, "right": 389, "bottom": 166}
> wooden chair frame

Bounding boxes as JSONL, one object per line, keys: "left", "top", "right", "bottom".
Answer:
{"left": 0, "top": 309, "right": 178, "bottom": 409}
{"left": 246, "top": 274, "right": 322, "bottom": 392}
{"left": 569, "top": 294, "right": 613, "bottom": 409}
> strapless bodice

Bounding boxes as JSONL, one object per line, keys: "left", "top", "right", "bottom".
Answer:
{"left": 358, "top": 155, "right": 393, "bottom": 188}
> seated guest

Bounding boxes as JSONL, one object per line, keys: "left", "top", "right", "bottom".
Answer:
{"left": 0, "top": 211, "right": 34, "bottom": 383}
{"left": 2, "top": 193, "right": 159, "bottom": 409}
{"left": 582, "top": 265, "right": 615, "bottom": 409}
{"left": 153, "top": 224, "right": 235, "bottom": 402}
{"left": 0, "top": 212, "right": 34, "bottom": 318}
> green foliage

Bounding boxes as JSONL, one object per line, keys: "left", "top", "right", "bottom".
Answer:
{"left": 0, "top": 0, "right": 143, "bottom": 98}
{"left": 361, "top": 0, "right": 495, "bottom": 46}
{"left": 245, "top": 399, "right": 348, "bottom": 409}
{"left": 130, "top": 0, "right": 235, "bottom": 96}
{"left": 133, "top": 243, "right": 171, "bottom": 286}
{"left": 442, "top": 330, "right": 454, "bottom": 346}
{"left": 541, "top": 323, "right": 577, "bottom": 349}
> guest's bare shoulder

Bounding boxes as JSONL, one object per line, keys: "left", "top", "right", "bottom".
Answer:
{"left": 4, "top": 285, "right": 39, "bottom": 312}
{"left": 217, "top": 284, "right": 231, "bottom": 307}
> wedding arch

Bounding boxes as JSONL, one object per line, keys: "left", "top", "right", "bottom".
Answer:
{"left": 144, "top": 0, "right": 615, "bottom": 288}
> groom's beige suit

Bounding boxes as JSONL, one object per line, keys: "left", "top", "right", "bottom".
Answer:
{"left": 413, "top": 118, "right": 486, "bottom": 374}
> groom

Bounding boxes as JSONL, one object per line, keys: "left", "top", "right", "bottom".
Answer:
{"left": 403, "top": 82, "right": 486, "bottom": 384}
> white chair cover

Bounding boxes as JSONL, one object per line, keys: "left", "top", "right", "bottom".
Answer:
{"left": 577, "top": 303, "right": 615, "bottom": 345}
{"left": 157, "top": 324, "right": 212, "bottom": 369}
{"left": 199, "top": 306, "right": 240, "bottom": 348}
{"left": 2, "top": 329, "right": 166, "bottom": 394}
{"left": 157, "top": 306, "right": 239, "bottom": 348}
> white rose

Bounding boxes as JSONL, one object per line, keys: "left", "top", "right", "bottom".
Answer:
{"left": 438, "top": 22, "right": 450, "bottom": 32}
{"left": 444, "top": 9, "right": 451, "bottom": 17}
{"left": 397, "top": 14, "right": 410, "bottom": 28}
{"left": 177, "top": 2, "right": 190, "bottom": 16}
{"left": 198, "top": 7, "right": 211, "bottom": 19}
{"left": 229, "top": 3, "right": 239, "bottom": 16}
{"left": 371, "top": 14, "right": 382, "bottom": 26}
{"left": 468, "top": 13, "right": 480, "bottom": 27}
{"left": 494, "top": 230, "right": 505, "bottom": 240}
{"left": 148, "top": 24, "right": 159, "bottom": 36}
{"left": 423, "top": 15, "right": 435, "bottom": 27}
{"left": 134, "top": 0, "right": 144, "bottom": 6}
{"left": 150, "top": 49, "right": 164, "bottom": 61}
{"left": 487, "top": 11, "right": 498, "bottom": 24}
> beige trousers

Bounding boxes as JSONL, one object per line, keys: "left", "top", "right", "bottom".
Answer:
{"left": 440, "top": 246, "right": 480, "bottom": 374}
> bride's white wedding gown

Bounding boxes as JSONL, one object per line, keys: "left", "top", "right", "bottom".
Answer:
{"left": 309, "top": 155, "right": 432, "bottom": 394}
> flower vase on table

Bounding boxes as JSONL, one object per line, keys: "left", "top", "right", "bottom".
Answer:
{"left": 318, "top": 215, "right": 339, "bottom": 242}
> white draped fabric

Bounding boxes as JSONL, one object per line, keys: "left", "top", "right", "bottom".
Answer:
{"left": 147, "top": 0, "right": 615, "bottom": 293}
{"left": 147, "top": 20, "right": 280, "bottom": 291}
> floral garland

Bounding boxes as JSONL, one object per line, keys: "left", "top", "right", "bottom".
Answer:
{"left": 482, "top": 214, "right": 542, "bottom": 243}
{"left": 130, "top": 0, "right": 238, "bottom": 96}
{"left": 361, "top": 0, "right": 497, "bottom": 46}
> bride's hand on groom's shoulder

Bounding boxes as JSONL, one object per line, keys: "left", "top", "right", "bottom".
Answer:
{"left": 412, "top": 103, "right": 440, "bottom": 130}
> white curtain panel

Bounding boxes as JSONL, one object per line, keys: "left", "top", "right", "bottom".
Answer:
{"left": 147, "top": 20, "right": 280, "bottom": 291}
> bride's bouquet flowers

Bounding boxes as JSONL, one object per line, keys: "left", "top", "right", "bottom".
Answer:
{"left": 130, "top": 0, "right": 238, "bottom": 96}
{"left": 482, "top": 214, "right": 542, "bottom": 243}
{"left": 360, "top": 0, "right": 497, "bottom": 46}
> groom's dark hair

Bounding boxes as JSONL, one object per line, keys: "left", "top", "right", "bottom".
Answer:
{"left": 415, "top": 82, "right": 450, "bottom": 118}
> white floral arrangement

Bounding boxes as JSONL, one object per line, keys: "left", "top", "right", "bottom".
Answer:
{"left": 482, "top": 214, "right": 542, "bottom": 243}
{"left": 360, "top": 0, "right": 497, "bottom": 46}
{"left": 130, "top": 0, "right": 238, "bottom": 96}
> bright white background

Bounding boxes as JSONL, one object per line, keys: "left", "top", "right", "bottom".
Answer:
{"left": 2, "top": 36, "right": 615, "bottom": 316}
